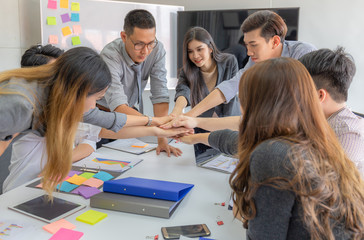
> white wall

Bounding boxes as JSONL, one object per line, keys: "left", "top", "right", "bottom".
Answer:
{"left": 1, "top": 0, "right": 363, "bottom": 112}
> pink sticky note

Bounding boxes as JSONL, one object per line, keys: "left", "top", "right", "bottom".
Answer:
{"left": 43, "top": 219, "right": 76, "bottom": 234}
{"left": 49, "top": 228, "right": 83, "bottom": 240}
{"left": 48, "top": 0, "right": 57, "bottom": 9}
{"left": 61, "top": 26, "right": 72, "bottom": 36}
{"left": 72, "top": 25, "right": 82, "bottom": 35}
{"left": 82, "top": 177, "right": 103, "bottom": 188}
{"left": 48, "top": 35, "right": 58, "bottom": 44}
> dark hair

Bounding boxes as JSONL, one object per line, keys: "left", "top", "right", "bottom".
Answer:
{"left": 241, "top": 10, "right": 287, "bottom": 43}
{"left": 299, "top": 47, "right": 356, "bottom": 103}
{"left": 21, "top": 44, "right": 64, "bottom": 67}
{"left": 182, "top": 26, "right": 228, "bottom": 107}
{"left": 52, "top": 47, "right": 111, "bottom": 96}
{"left": 124, "top": 9, "right": 156, "bottom": 36}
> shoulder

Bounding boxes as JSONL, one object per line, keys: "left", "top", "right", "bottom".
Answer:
{"left": 250, "top": 139, "right": 294, "bottom": 183}
{"left": 329, "top": 107, "right": 364, "bottom": 136}
{"left": 218, "top": 54, "right": 238, "bottom": 68}
{"left": 284, "top": 40, "right": 317, "bottom": 59}
{"left": 101, "top": 38, "right": 124, "bottom": 58}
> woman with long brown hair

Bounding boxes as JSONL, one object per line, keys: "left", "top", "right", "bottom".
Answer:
{"left": 0, "top": 47, "right": 177, "bottom": 196}
{"left": 230, "top": 57, "right": 364, "bottom": 239}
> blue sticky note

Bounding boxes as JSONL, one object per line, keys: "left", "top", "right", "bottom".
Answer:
{"left": 93, "top": 171, "right": 113, "bottom": 181}
{"left": 71, "top": 13, "right": 79, "bottom": 22}
{"left": 57, "top": 181, "right": 78, "bottom": 192}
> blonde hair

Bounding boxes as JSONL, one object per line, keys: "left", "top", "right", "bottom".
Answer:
{"left": 230, "top": 58, "right": 364, "bottom": 239}
{"left": 0, "top": 47, "right": 111, "bottom": 196}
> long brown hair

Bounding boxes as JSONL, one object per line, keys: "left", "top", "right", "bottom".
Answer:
{"left": 230, "top": 57, "right": 364, "bottom": 239}
{"left": 182, "top": 26, "right": 229, "bottom": 107}
{"left": 0, "top": 47, "right": 111, "bottom": 196}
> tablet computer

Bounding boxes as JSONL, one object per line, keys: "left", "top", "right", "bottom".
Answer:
{"left": 8, "top": 195, "right": 86, "bottom": 223}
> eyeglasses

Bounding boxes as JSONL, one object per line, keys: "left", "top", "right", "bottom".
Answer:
{"left": 129, "top": 38, "right": 158, "bottom": 51}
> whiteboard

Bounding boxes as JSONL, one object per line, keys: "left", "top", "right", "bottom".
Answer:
{"left": 40, "top": 0, "right": 183, "bottom": 77}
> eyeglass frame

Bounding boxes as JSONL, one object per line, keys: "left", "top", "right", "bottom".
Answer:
{"left": 128, "top": 37, "right": 158, "bottom": 51}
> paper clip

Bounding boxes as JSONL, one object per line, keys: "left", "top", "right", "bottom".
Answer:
{"left": 80, "top": 165, "right": 100, "bottom": 173}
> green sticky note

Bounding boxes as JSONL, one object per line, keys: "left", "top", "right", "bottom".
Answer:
{"left": 47, "top": 17, "right": 57, "bottom": 25}
{"left": 72, "top": 36, "right": 81, "bottom": 45}
{"left": 76, "top": 210, "right": 107, "bottom": 225}
{"left": 79, "top": 172, "right": 94, "bottom": 179}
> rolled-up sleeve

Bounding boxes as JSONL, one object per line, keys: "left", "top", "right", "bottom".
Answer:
{"left": 149, "top": 44, "right": 169, "bottom": 104}
{"left": 100, "top": 50, "right": 129, "bottom": 111}
{"left": 216, "top": 68, "right": 245, "bottom": 103}
{"left": 0, "top": 94, "right": 33, "bottom": 141}
{"left": 208, "top": 129, "right": 238, "bottom": 156}
{"left": 174, "top": 70, "right": 191, "bottom": 106}
{"left": 83, "top": 108, "right": 127, "bottom": 132}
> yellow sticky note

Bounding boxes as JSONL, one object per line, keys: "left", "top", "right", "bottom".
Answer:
{"left": 43, "top": 219, "right": 76, "bottom": 234}
{"left": 131, "top": 144, "right": 148, "bottom": 148}
{"left": 47, "top": 17, "right": 57, "bottom": 25}
{"left": 76, "top": 210, "right": 107, "bottom": 225}
{"left": 60, "top": 0, "right": 69, "bottom": 9}
{"left": 71, "top": 36, "right": 81, "bottom": 45}
{"left": 48, "top": 35, "right": 58, "bottom": 44}
{"left": 71, "top": 2, "right": 80, "bottom": 11}
{"left": 66, "top": 174, "right": 87, "bottom": 185}
{"left": 61, "top": 26, "right": 72, "bottom": 36}
{"left": 73, "top": 25, "right": 82, "bottom": 34}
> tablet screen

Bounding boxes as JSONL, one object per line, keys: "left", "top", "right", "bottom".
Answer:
{"left": 9, "top": 195, "right": 85, "bottom": 223}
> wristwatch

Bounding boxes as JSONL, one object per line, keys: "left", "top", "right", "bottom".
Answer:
{"left": 145, "top": 115, "right": 153, "bottom": 126}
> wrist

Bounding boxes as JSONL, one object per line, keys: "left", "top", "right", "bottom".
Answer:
{"left": 144, "top": 115, "right": 153, "bottom": 126}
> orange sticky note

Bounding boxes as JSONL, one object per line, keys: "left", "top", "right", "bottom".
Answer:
{"left": 131, "top": 144, "right": 148, "bottom": 148}
{"left": 71, "top": 2, "right": 80, "bottom": 11}
{"left": 43, "top": 219, "right": 76, "bottom": 234}
{"left": 61, "top": 26, "right": 72, "bottom": 36}
{"left": 49, "top": 35, "right": 58, "bottom": 44}
{"left": 60, "top": 0, "right": 69, "bottom": 9}
{"left": 72, "top": 25, "right": 82, "bottom": 34}
{"left": 66, "top": 174, "right": 87, "bottom": 185}
{"left": 82, "top": 177, "right": 103, "bottom": 188}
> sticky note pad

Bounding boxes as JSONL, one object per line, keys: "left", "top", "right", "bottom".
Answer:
{"left": 60, "top": 0, "right": 69, "bottom": 9}
{"left": 71, "top": 36, "right": 81, "bottom": 45}
{"left": 76, "top": 210, "right": 107, "bottom": 225}
{"left": 93, "top": 171, "right": 113, "bottom": 181}
{"left": 61, "top": 26, "right": 72, "bottom": 36}
{"left": 49, "top": 228, "right": 83, "bottom": 240}
{"left": 77, "top": 186, "right": 101, "bottom": 199}
{"left": 58, "top": 181, "right": 78, "bottom": 192}
{"left": 71, "top": 13, "right": 79, "bottom": 22}
{"left": 47, "top": 17, "right": 57, "bottom": 25}
{"left": 71, "top": 2, "right": 80, "bottom": 11}
{"left": 73, "top": 25, "right": 82, "bottom": 34}
{"left": 43, "top": 219, "right": 76, "bottom": 234}
{"left": 48, "top": 0, "right": 57, "bottom": 9}
{"left": 67, "top": 175, "right": 87, "bottom": 185}
{"left": 48, "top": 35, "right": 59, "bottom": 44}
{"left": 82, "top": 177, "right": 103, "bottom": 188}
{"left": 61, "top": 13, "right": 71, "bottom": 23}
{"left": 79, "top": 172, "right": 94, "bottom": 179}
{"left": 68, "top": 170, "right": 82, "bottom": 177}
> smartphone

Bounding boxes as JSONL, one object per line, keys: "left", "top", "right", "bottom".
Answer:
{"left": 161, "top": 224, "right": 211, "bottom": 239}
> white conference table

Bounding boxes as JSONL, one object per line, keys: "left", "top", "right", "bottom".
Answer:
{"left": 0, "top": 142, "right": 245, "bottom": 240}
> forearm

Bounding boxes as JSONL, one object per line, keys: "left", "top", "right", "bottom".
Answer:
{"left": 153, "top": 102, "right": 169, "bottom": 117}
{"left": 114, "top": 104, "right": 143, "bottom": 116}
{"left": 196, "top": 116, "right": 240, "bottom": 131}
{"left": 185, "top": 89, "right": 226, "bottom": 117}
{"left": 72, "top": 144, "right": 95, "bottom": 163}
{"left": 99, "top": 126, "right": 157, "bottom": 139}
{"left": 170, "top": 96, "right": 188, "bottom": 116}
{"left": 179, "top": 133, "right": 210, "bottom": 146}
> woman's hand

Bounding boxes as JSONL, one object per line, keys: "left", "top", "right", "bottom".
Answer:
{"left": 160, "top": 115, "right": 198, "bottom": 129}
{"left": 151, "top": 115, "right": 174, "bottom": 126}
{"left": 153, "top": 127, "right": 193, "bottom": 138}
{"left": 174, "top": 132, "right": 210, "bottom": 145}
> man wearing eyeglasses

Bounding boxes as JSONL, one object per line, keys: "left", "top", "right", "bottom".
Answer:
{"left": 98, "top": 9, "right": 182, "bottom": 157}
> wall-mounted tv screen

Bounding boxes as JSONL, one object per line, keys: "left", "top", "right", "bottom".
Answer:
{"left": 177, "top": 8, "right": 299, "bottom": 70}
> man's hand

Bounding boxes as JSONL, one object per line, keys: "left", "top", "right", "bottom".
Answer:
{"left": 152, "top": 115, "right": 174, "bottom": 126}
{"left": 153, "top": 127, "right": 193, "bottom": 138}
{"left": 156, "top": 137, "right": 182, "bottom": 157}
{"left": 174, "top": 133, "right": 210, "bottom": 146}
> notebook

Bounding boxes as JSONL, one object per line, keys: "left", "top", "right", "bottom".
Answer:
{"left": 102, "top": 138, "right": 158, "bottom": 155}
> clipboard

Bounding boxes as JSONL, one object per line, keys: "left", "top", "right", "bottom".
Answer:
{"left": 102, "top": 138, "right": 158, "bottom": 155}
{"left": 197, "top": 154, "right": 238, "bottom": 174}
